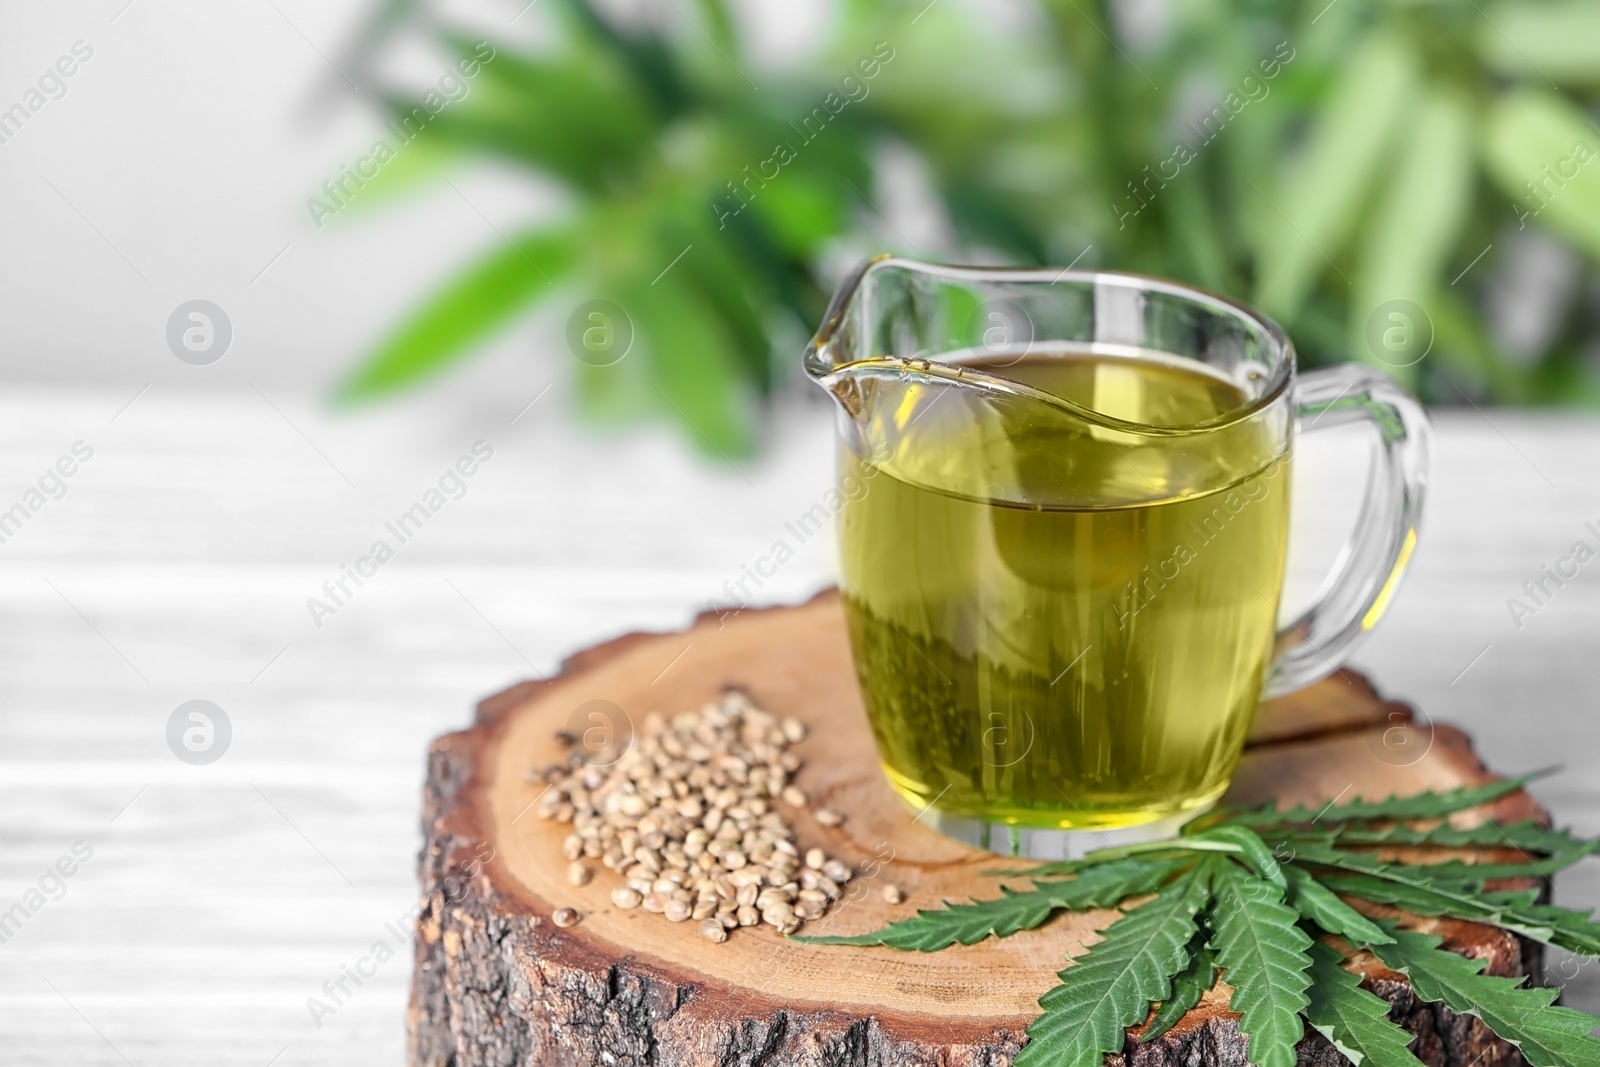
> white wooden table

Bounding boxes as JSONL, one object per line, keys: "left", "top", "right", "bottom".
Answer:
{"left": 2, "top": 385, "right": 1596, "bottom": 1065}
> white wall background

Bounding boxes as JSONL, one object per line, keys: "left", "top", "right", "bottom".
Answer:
{"left": 0, "top": 0, "right": 830, "bottom": 400}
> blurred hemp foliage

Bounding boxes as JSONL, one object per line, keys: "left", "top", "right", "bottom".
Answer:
{"left": 336, "top": 0, "right": 1600, "bottom": 455}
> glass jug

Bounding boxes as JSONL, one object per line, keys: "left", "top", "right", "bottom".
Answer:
{"left": 804, "top": 255, "right": 1430, "bottom": 855}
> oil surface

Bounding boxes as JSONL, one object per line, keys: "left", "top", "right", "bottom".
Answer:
{"left": 838, "top": 351, "right": 1290, "bottom": 828}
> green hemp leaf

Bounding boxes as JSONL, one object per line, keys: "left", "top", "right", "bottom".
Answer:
{"left": 1206, "top": 861, "right": 1314, "bottom": 1067}
{"left": 809, "top": 776, "right": 1600, "bottom": 1066}
{"left": 1283, "top": 865, "right": 1394, "bottom": 948}
{"left": 1015, "top": 859, "right": 1214, "bottom": 1067}
{"left": 1304, "top": 941, "right": 1425, "bottom": 1067}
{"left": 1227, "top": 775, "right": 1539, "bottom": 828}
{"left": 795, "top": 858, "right": 1182, "bottom": 951}
{"left": 1372, "top": 925, "right": 1600, "bottom": 1067}
{"left": 1139, "top": 933, "right": 1216, "bottom": 1044}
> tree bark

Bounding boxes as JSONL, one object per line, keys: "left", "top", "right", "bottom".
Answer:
{"left": 410, "top": 591, "right": 1546, "bottom": 1067}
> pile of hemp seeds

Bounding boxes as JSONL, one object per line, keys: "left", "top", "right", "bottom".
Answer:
{"left": 531, "top": 689, "right": 902, "bottom": 940}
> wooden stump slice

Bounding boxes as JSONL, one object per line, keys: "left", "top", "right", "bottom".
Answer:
{"left": 410, "top": 591, "right": 1545, "bottom": 1067}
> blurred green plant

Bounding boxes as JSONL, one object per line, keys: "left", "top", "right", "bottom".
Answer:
{"left": 337, "top": 0, "right": 1600, "bottom": 454}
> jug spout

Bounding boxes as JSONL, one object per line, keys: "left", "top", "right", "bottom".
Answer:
{"left": 802, "top": 253, "right": 890, "bottom": 407}
{"left": 805, "top": 254, "right": 1107, "bottom": 492}
{"left": 804, "top": 253, "right": 1029, "bottom": 436}
{"left": 802, "top": 255, "right": 1295, "bottom": 511}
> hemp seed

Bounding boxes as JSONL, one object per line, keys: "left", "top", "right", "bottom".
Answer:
{"left": 535, "top": 691, "right": 854, "bottom": 942}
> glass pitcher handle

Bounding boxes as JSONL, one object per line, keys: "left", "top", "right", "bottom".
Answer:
{"left": 1263, "top": 365, "right": 1432, "bottom": 699}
